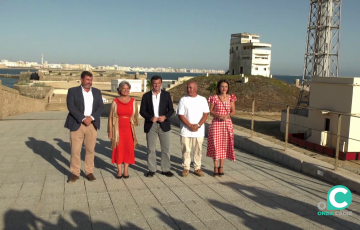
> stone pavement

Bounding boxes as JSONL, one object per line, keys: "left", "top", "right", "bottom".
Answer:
{"left": 0, "top": 111, "right": 360, "bottom": 230}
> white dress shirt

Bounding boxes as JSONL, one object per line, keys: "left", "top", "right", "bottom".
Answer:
{"left": 152, "top": 90, "right": 161, "bottom": 117}
{"left": 81, "top": 86, "right": 94, "bottom": 121}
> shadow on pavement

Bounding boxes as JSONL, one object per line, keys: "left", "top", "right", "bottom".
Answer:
{"left": 214, "top": 182, "right": 359, "bottom": 230}
{"left": 208, "top": 198, "right": 301, "bottom": 230}
{"left": 4, "top": 208, "right": 198, "bottom": 229}
{"left": 25, "top": 137, "right": 70, "bottom": 176}
{"left": 25, "top": 137, "right": 118, "bottom": 178}
{"left": 96, "top": 139, "right": 149, "bottom": 176}
{"left": 54, "top": 138, "right": 118, "bottom": 177}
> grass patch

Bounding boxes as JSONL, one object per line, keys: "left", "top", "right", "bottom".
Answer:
{"left": 16, "top": 80, "right": 30, "bottom": 85}
{"left": 168, "top": 75, "right": 308, "bottom": 112}
{"left": 32, "top": 82, "right": 47, "bottom": 87}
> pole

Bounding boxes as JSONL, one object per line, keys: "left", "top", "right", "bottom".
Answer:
{"left": 335, "top": 114, "right": 342, "bottom": 170}
{"left": 285, "top": 105, "right": 290, "bottom": 151}
{"left": 251, "top": 99, "right": 255, "bottom": 138}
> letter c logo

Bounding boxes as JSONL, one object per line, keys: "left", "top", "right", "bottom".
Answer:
{"left": 327, "top": 185, "right": 352, "bottom": 210}
{"left": 329, "top": 188, "right": 348, "bottom": 208}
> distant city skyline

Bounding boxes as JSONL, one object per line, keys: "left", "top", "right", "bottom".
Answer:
{"left": 0, "top": 58, "right": 225, "bottom": 74}
{"left": 1, "top": 1, "right": 360, "bottom": 76}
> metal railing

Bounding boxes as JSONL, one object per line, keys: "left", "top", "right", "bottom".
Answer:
{"left": 245, "top": 99, "right": 360, "bottom": 171}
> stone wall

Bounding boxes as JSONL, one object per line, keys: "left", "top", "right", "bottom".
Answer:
{"left": 14, "top": 85, "right": 53, "bottom": 99}
{"left": 0, "top": 74, "right": 19, "bottom": 79}
{"left": 19, "top": 72, "right": 32, "bottom": 81}
{"left": 0, "top": 80, "right": 53, "bottom": 119}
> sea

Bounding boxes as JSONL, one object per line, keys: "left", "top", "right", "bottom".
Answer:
{"left": 0, "top": 69, "right": 301, "bottom": 89}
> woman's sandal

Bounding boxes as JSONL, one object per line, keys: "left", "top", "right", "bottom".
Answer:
{"left": 117, "top": 174, "right": 123, "bottom": 179}
{"left": 218, "top": 166, "right": 224, "bottom": 177}
{"left": 213, "top": 167, "right": 219, "bottom": 177}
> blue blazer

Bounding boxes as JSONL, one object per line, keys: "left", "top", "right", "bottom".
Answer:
{"left": 64, "top": 86, "right": 104, "bottom": 131}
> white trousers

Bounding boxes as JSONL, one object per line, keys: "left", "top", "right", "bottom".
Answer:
{"left": 180, "top": 136, "right": 204, "bottom": 170}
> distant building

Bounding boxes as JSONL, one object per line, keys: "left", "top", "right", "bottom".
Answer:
{"left": 280, "top": 76, "right": 360, "bottom": 157}
{"left": 111, "top": 79, "right": 146, "bottom": 93}
{"left": 228, "top": 33, "right": 272, "bottom": 77}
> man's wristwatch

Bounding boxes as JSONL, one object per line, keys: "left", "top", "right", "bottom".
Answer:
{"left": 197, "top": 124, "right": 201, "bottom": 128}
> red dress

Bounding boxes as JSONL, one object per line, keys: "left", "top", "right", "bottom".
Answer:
{"left": 112, "top": 98, "right": 135, "bottom": 164}
{"left": 206, "top": 94, "right": 237, "bottom": 161}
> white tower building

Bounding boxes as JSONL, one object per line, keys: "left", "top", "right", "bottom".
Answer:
{"left": 228, "top": 33, "right": 272, "bottom": 77}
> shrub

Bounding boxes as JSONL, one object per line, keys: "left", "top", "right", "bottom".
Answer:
{"left": 32, "top": 82, "right": 47, "bottom": 87}
{"left": 17, "top": 80, "right": 30, "bottom": 85}
{"left": 207, "top": 81, "right": 217, "bottom": 94}
{"left": 146, "top": 79, "right": 151, "bottom": 91}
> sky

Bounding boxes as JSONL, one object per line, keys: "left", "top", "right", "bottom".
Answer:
{"left": 0, "top": 0, "right": 359, "bottom": 76}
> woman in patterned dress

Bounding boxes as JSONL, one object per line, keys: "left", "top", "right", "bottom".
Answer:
{"left": 108, "top": 81, "right": 139, "bottom": 179}
{"left": 206, "top": 80, "right": 237, "bottom": 177}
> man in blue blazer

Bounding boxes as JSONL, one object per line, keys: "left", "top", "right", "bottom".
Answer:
{"left": 140, "top": 75, "right": 174, "bottom": 177}
{"left": 64, "top": 71, "right": 104, "bottom": 183}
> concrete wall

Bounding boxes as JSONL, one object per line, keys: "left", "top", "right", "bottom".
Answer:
{"left": 229, "top": 46, "right": 242, "bottom": 75}
{"left": 280, "top": 110, "right": 309, "bottom": 134}
{"left": 281, "top": 109, "right": 352, "bottom": 151}
{"left": 250, "top": 50, "right": 271, "bottom": 77}
{"left": 229, "top": 48, "right": 271, "bottom": 77}
{"left": 281, "top": 77, "right": 360, "bottom": 151}
{"left": 229, "top": 37, "right": 271, "bottom": 77}
{"left": 348, "top": 116, "right": 360, "bottom": 151}
{"left": 348, "top": 81, "right": 360, "bottom": 151}
{"left": 306, "top": 77, "right": 360, "bottom": 150}
{"left": 306, "top": 111, "right": 351, "bottom": 150}
{"left": 309, "top": 77, "right": 355, "bottom": 113}
{"left": 13, "top": 85, "right": 52, "bottom": 99}
{"left": 0, "top": 80, "right": 52, "bottom": 119}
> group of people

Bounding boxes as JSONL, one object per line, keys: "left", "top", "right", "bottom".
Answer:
{"left": 64, "top": 71, "right": 236, "bottom": 183}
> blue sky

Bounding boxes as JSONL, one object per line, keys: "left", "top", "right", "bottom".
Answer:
{"left": 0, "top": 0, "right": 359, "bottom": 76}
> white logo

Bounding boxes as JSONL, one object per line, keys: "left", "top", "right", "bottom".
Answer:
{"left": 328, "top": 187, "right": 348, "bottom": 209}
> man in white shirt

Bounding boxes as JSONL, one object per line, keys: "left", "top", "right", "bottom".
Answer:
{"left": 64, "top": 71, "right": 104, "bottom": 183}
{"left": 177, "top": 81, "right": 209, "bottom": 177}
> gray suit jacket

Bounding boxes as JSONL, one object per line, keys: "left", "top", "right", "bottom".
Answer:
{"left": 64, "top": 86, "right": 104, "bottom": 131}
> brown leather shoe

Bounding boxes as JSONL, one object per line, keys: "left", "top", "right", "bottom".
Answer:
{"left": 86, "top": 173, "right": 96, "bottom": 181}
{"left": 182, "top": 169, "right": 189, "bottom": 177}
{"left": 194, "top": 169, "right": 204, "bottom": 177}
{"left": 68, "top": 174, "right": 79, "bottom": 183}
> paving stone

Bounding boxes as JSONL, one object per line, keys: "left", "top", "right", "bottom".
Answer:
{"left": 63, "top": 210, "right": 92, "bottom": 229}
{"left": 203, "top": 219, "right": 237, "bottom": 230}
{"left": 226, "top": 217, "right": 267, "bottom": 230}
{"left": 305, "top": 214, "right": 352, "bottom": 230}
{"left": 90, "top": 211, "right": 120, "bottom": 229}
{"left": 0, "top": 111, "right": 359, "bottom": 229}
{"left": 120, "top": 217, "right": 151, "bottom": 229}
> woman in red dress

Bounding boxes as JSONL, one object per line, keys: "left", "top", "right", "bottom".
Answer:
{"left": 108, "top": 81, "right": 139, "bottom": 179}
{"left": 206, "top": 80, "right": 236, "bottom": 177}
